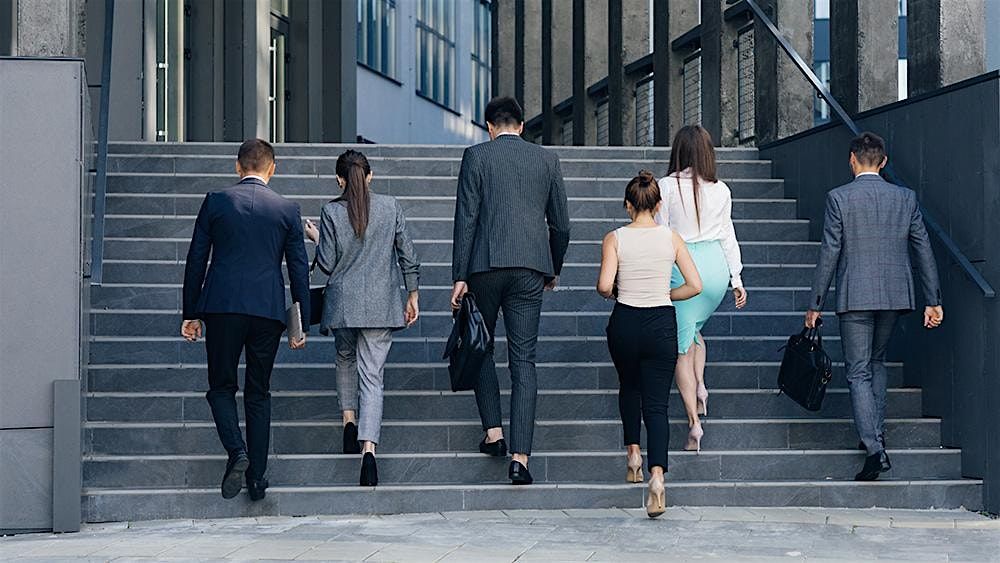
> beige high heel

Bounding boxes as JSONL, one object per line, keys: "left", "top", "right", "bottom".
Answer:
{"left": 626, "top": 453, "right": 644, "bottom": 483}
{"left": 697, "top": 384, "right": 709, "bottom": 416}
{"left": 685, "top": 422, "right": 704, "bottom": 453}
{"left": 646, "top": 474, "right": 666, "bottom": 518}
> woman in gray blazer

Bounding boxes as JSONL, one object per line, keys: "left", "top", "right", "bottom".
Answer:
{"left": 304, "top": 149, "right": 420, "bottom": 487}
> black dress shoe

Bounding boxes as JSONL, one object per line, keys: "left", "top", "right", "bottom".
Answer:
{"left": 855, "top": 451, "right": 891, "bottom": 481}
{"left": 509, "top": 461, "right": 533, "bottom": 485}
{"left": 343, "top": 422, "right": 361, "bottom": 454}
{"left": 221, "top": 451, "right": 249, "bottom": 499}
{"left": 247, "top": 477, "right": 269, "bottom": 501}
{"left": 360, "top": 452, "right": 379, "bottom": 487}
{"left": 479, "top": 437, "right": 508, "bottom": 457}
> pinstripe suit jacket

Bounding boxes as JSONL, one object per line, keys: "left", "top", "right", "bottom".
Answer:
{"left": 452, "top": 134, "right": 571, "bottom": 282}
{"left": 810, "top": 174, "right": 942, "bottom": 313}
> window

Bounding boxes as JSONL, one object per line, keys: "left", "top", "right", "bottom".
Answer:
{"left": 416, "top": 0, "right": 457, "bottom": 110}
{"left": 472, "top": 0, "right": 492, "bottom": 124}
{"left": 596, "top": 98, "right": 609, "bottom": 146}
{"left": 682, "top": 52, "right": 702, "bottom": 126}
{"left": 736, "top": 25, "right": 756, "bottom": 142}
{"left": 634, "top": 75, "right": 654, "bottom": 146}
{"left": 358, "top": 0, "right": 397, "bottom": 79}
{"left": 560, "top": 117, "right": 574, "bottom": 146}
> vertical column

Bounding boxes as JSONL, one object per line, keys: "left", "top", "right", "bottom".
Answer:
{"left": 652, "top": 0, "right": 669, "bottom": 146}
{"left": 321, "top": 0, "right": 356, "bottom": 142}
{"left": 701, "top": 0, "right": 742, "bottom": 146}
{"left": 551, "top": 0, "right": 573, "bottom": 142}
{"left": 753, "top": 0, "right": 814, "bottom": 144}
{"left": 14, "top": 0, "right": 86, "bottom": 56}
{"left": 907, "top": 0, "right": 985, "bottom": 97}
{"left": 0, "top": 0, "right": 14, "bottom": 55}
{"left": 523, "top": 0, "right": 541, "bottom": 121}
{"left": 607, "top": 0, "right": 623, "bottom": 145}
{"left": 571, "top": 0, "right": 586, "bottom": 145}
{"left": 665, "top": 2, "right": 699, "bottom": 142}
{"left": 287, "top": 0, "right": 310, "bottom": 142}
{"left": 186, "top": 0, "right": 222, "bottom": 141}
{"left": 242, "top": 0, "right": 267, "bottom": 140}
{"left": 830, "top": 0, "right": 898, "bottom": 115}
{"left": 541, "top": 0, "right": 553, "bottom": 144}
{"left": 514, "top": 0, "right": 525, "bottom": 106}
{"left": 491, "top": 0, "right": 500, "bottom": 99}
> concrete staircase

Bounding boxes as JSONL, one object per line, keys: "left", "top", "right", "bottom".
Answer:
{"left": 83, "top": 142, "right": 983, "bottom": 522}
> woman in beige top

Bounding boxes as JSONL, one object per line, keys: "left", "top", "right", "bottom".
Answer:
{"left": 597, "top": 171, "right": 702, "bottom": 518}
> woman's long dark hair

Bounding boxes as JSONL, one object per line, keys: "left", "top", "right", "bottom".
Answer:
{"left": 335, "top": 150, "right": 371, "bottom": 238}
{"left": 667, "top": 125, "right": 718, "bottom": 230}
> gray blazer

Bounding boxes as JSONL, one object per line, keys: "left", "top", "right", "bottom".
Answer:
{"left": 315, "top": 193, "right": 420, "bottom": 332}
{"left": 452, "top": 134, "right": 571, "bottom": 282}
{"left": 810, "top": 174, "right": 942, "bottom": 313}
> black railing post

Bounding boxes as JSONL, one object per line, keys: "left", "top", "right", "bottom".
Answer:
{"left": 91, "top": 0, "right": 115, "bottom": 286}
{"left": 607, "top": 0, "right": 623, "bottom": 146}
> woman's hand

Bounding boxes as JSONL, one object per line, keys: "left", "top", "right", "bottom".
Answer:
{"left": 304, "top": 219, "right": 319, "bottom": 243}
{"left": 405, "top": 291, "right": 420, "bottom": 327}
{"left": 733, "top": 287, "right": 748, "bottom": 309}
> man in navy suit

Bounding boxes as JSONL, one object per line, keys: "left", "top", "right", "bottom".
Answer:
{"left": 181, "top": 139, "right": 311, "bottom": 501}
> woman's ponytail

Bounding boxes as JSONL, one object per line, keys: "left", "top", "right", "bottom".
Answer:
{"left": 336, "top": 150, "right": 372, "bottom": 238}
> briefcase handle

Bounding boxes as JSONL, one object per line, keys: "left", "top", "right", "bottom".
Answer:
{"left": 799, "top": 317, "right": 824, "bottom": 350}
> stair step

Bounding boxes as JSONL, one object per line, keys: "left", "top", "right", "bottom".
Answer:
{"left": 104, "top": 174, "right": 786, "bottom": 199}
{"left": 83, "top": 388, "right": 923, "bottom": 423}
{"left": 84, "top": 418, "right": 940, "bottom": 455}
{"left": 82, "top": 449, "right": 963, "bottom": 489}
{"left": 101, "top": 215, "right": 810, "bottom": 241}
{"left": 100, "top": 238, "right": 819, "bottom": 264}
{"left": 91, "top": 285, "right": 834, "bottom": 313}
{"left": 87, "top": 335, "right": 857, "bottom": 365}
{"left": 81, "top": 479, "right": 984, "bottom": 523}
{"left": 86, "top": 362, "right": 902, "bottom": 393}
{"left": 105, "top": 155, "right": 774, "bottom": 179}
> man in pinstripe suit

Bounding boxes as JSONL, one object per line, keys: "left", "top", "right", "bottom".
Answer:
{"left": 806, "top": 132, "right": 943, "bottom": 482}
{"left": 451, "top": 97, "right": 571, "bottom": 485}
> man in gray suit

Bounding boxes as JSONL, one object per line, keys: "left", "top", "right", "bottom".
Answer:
{"left": 451, "top": 97, "right": 571, "bottom": 485}
{"left": 806, "top": 132, "right": 944, "bottom": 481}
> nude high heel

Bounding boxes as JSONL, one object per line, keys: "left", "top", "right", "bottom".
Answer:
{"left": 685, "top": 422, "right": 704, "bottom": 453}
{"left": 697, "top": 384, "right": 709, "bottom": 416}
{"left": 626, "top": 452, "right": 644, "bottom": 483}
{"left": 646, "top": 474, "right": 666, "bottom": 518}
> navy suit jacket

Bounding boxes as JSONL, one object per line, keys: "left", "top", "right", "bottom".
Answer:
{"left": 183, "top": 177, "right": 311, "bottom": 329}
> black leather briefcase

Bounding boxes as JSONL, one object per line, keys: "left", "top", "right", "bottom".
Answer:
{"left": 777, "top": 319, "right": 834, "bottom": 412}
{"left": 443, "top": 293, "right": 491, "bottom": 392}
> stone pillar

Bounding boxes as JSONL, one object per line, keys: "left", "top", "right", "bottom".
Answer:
{"left": 754, "top": 0, "right": 814, "bottom": 144}
{"left": 701, "top": 0, "right": 742, "bottom": 146}
{"left": 907, "top": 0, "right": 986, "bottom": 97}
{"left": 583, "top": 0, "right": 607, "bottom": 145}
{"left": 607, "top": 0, "right": 624, "bottom": 145}
{"left": 243, "top": 0, "right": 268, "bottom": 140}
{"left": 0, "top": 0, "right": 14, "bottom": 56}
{"left": 523, "top": 0, "right": 541, "bottom": 119}
{"left": 186, "top": 0, "right": 224, "bottom": 141}
{"left": 515, "top": 0, "right": 525, "bottom": 106}
{"left": 320, "top": 0, "right": 357, "bottom": 142}
{"left": 663, "top": 1, "right": 699, "bottom": 144}
{"left": 551, "top": 0, "right": 573, "bottom": 143}
{"left": 540, "top": 0, "right": 553, "bottom": 143}
{"left": 619, "top": 0, "right": 649, "bottom": 146}
{"left": 572, "top": 0, "right": 586, "bottom": 144}
{"left": 830, "top": 0, "right": 898, "bottom": 115}
{"left": 494, "top": 0, "right": 516, "bottom": 98}
{"left": 15, "top": 0, "right": 86, "bottom": 57}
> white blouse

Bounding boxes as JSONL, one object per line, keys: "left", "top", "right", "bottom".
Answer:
{"left": 655, "top": 169, "right": 744, "bottom": 289}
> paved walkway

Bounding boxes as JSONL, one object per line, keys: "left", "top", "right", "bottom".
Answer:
{"left": 2, "top": 508, "right": 999, "bottom": 562}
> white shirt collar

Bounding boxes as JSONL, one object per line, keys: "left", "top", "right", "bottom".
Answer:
{"left": 496, "top": 132, "right": 522, "bottom": 138}
{"left": 241, "top": 174, "right": 268, "bottom": 184}
{"left": 855, "top": 172, "right": 881, "bottom": 178}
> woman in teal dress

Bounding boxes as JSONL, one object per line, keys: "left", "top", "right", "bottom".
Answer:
{"left": 656, "top": 126, "right": 748, "bottom": 452}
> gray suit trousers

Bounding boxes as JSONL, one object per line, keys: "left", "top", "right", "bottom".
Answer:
{"left": 839, "top": 311, "right": 900, "bottom": 456}
{"left": 334, "top": 328, "right": 393, "bottom": 445}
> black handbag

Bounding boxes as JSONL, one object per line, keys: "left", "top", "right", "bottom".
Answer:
{"left": 442, "top": 293, "right": 491, "bottom": 392}
{"left": 309, "top": 286, "right": 325, "bottom": 326}
{"left": 777, "top": 318, "right": 833, "bottom": 412}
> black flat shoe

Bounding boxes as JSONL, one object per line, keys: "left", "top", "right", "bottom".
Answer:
{"left": 344, "top": 422, "right": 361, "bottom": 454}
{"left": 360, "top": 452, "right": 378, "bottom": 487}
{"left": 509, "top": 461, "right": 533, "bottom": 485}
{"left": 247, "top": 477, "right": 269, "bottom": 501}
{"left": 221, "top": 451, "right": 249, "bottom": 499}
{"left": 854, "top": 451, "right": 891, "bottom": 481}
{"left": 479, "top": 437, "right": 508, "bottom": 457}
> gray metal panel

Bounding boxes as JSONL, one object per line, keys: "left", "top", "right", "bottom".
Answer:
{"left": 0, "top": 59, "right": 83, "bottom": 429}
{"left": 0, "top": 428, "right": 53, "bottom": 531}
{"left": 52, "top": 379, "right": 82, "bottom": 532}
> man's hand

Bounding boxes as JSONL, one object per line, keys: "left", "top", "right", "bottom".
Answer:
{"left": 545, "top": 276, "right": 559, "bottom": 291}
{"left": 405, "top": 291, "right": 420, "bottom": 327}
{"left": 450, "top": 281, "right": 468, "bottom": 310}
{"left": 733, "top": 287, "right": 748, "bottom": 309}
{"left": 804, "top": 310, "right": 822, "bottom": 329}
{"left": 181, "top": 320, "right": 203, "bottom": 342}
{"left": 924, "top": 305, "right": 944, "bottom": 329}
{"left": 289, "top": 335, "right": 307, "bottom": 350}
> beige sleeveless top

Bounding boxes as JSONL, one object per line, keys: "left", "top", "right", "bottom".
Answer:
{"left": 614, "top": 226, "right": 676, "bottom": 308}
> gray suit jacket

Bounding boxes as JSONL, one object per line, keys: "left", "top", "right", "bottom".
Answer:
{"left": 452, "top": 134, "right": 571, "bottom": 282}
{"left": 810, "top": 174, "right": 942, "bottom": 313}
{"left": 315, "top": 193, "right": 420, "bottom": 332}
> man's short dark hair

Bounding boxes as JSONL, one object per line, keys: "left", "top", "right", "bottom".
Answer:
{"left": 484, "top": 96, "right": 524, "bottom": 128}
{"left": 237, "top": 138, "right": 275, "bottom": 172}
{"left": 850, "top": 132, "right": 886, "bottom": 167}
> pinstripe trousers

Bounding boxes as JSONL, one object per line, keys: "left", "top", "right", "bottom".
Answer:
{"left": 468, "top": 268, "right": 545, "bottom": 456}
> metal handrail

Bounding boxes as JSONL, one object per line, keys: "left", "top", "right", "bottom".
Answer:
{"left": 90, "top": 0, "right": 115, "bottom": 286}
{"left": 738, "top": 0, "right": 995, "bottom": 298}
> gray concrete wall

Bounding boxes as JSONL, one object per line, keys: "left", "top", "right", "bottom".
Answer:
{"left": 830, "top": 0, "right": 898, "bottom": 114}
{"left": 15, "top": 0, "right": 86, "bottom": 56}
{"left": 754, "top": 0, "right": 815, "bottom": 144}
{"left": 0, "top": 58, "right": 86, "bottom": 532}
{"left": 759, "top": 72, "right": 1000, "bottom": 513}
{"left": 907, "top": 0, "right": 986, "bottom": 96}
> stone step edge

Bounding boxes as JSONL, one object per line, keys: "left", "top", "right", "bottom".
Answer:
{"left": 102, "top": 237, "right": 817, "bottom": 246}
{"left": 101, "top": 214, "right": 808, "bottom": 224}
{"left": 103, "top": 155, "right": 770, "bottom": 164}
{"left": 100, "top": 259, "right": 819, "bottom": 268}
{"left": 103, "top": 193, "right": 795, "bottom": 204}
{"left": 99, "top": 173, "right": 778, "bottom": 181}
{"left": 81, "top": 479, "right": 984, "bottom": 496}
{"left": 89, "top": 309, "right": 832, "bottom": 317}
{"left": 86, "top": 361, "right": 901, "bottom": 369}
{"left": 85, "top": 388, "right": 917, "bottom": 398}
